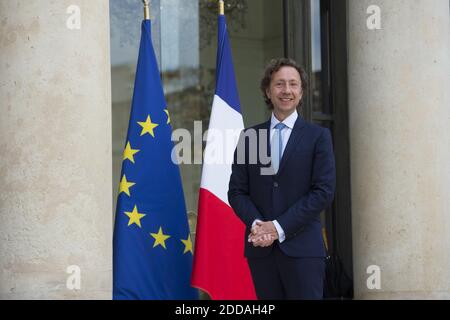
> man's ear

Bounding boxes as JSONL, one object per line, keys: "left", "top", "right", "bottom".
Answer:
{"left": 265, "top": 89, "right": 271, "bottom": 101}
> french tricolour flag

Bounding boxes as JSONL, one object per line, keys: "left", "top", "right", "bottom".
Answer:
{"left": 191, "top": 14, "right": 256, "bottom": 300}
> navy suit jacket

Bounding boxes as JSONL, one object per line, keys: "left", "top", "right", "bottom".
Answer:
{"left": 228, "top": 116, "right": 336, "bottom": 259}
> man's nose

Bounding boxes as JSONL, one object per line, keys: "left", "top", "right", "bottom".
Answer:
{"left": 281, "top": 84, "right": 292, "bottom": 93}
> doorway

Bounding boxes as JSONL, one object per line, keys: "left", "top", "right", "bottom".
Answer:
{"left": 284, "top": 0, "right": 354, "bottom": 298}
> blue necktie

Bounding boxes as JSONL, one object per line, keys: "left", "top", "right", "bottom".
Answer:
{"left": 271, "top": 122, "right": 287, "bottom": 174}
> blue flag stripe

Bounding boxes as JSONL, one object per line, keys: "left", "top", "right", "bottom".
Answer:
{"left": 215, "top": 15, "right": 241, "bottom": 114}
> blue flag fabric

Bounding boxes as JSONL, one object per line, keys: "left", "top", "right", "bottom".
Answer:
{"left": 113, "top": 20, "right": 198, "bottom": 300}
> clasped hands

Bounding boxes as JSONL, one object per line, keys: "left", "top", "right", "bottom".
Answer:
{"left": 248, "top": 220, "right": 279, "bottom": 247}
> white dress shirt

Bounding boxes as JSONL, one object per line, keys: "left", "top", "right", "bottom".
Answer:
{"left": 270, "top": 110, "right": 298, "bottom": 157}
{"left": 252, "top": 110, "right": 298, "bottom": 243}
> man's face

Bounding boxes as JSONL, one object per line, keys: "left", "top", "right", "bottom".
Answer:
{"left": 266, "top": 66, "right": 303, "bottom": 117}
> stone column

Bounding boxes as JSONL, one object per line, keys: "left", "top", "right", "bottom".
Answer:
{"left": 0, "top": 1, "right": 112, "bottom": 299}
{"left": 348, "top": 0, "right": 450, "bottom": 299}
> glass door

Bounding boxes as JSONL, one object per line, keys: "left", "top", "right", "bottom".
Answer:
{"left": 284, "top": 0, "right": 353, "bottom": 298}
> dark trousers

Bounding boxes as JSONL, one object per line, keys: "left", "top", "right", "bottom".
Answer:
{"left": 247, "top": 244, "right": 325, "bottom": 300}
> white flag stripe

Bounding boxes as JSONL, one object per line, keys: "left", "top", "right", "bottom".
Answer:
{"left": 201, "top": 95, "right": 244, "bottom": 205}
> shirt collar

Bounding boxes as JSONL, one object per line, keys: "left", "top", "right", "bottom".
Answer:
{"left": 270, "top": 110, "right": 298, "bottom": 130}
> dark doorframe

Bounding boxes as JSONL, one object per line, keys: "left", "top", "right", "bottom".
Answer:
{"left": 284, "top": 0, "right": 353, "bottom": 297}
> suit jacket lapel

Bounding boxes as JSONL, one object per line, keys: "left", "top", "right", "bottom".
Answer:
{"left": 263, "top": 119, "right": 271, "bottom": 159}
{"left": 259, "top": 120, "right": 274, "bottom": 174}
{"left": 277, "top": 116, "right": 306, "bottom": 176}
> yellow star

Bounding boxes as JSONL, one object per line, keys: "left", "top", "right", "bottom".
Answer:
{"left": 164, "top": 109, "right": 171, "bottom": 124}
{"left": 119, "top": 175, "right": 135, "bottom": 197}
{"left": 138, "top": 115, "right": 159, "bottom": 137}
{"left": 150, "top": 227, "right": 171, "bottom": 249}
{"left": 181, "top": 234, "right": 193, "bottom": 254}
{"left": 123, "top": 141, "right": 140, "bottom": 164}
{"left": 124, "top": 205, "right": 146, "bottom": 228}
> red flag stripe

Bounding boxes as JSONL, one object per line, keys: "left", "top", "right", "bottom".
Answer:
{"left": 192, "top": 188, "right": 257, "bottom": 300}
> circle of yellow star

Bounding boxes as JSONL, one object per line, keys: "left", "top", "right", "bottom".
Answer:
{"left": 150, "top": 227, "right": 171, "bottom": 249}
{"left": 119, "top": 175, "right": 135, "bottom": 197}
{"left": 181, "top": 234, "right": 193, "bottom": 254}
{"left": 124, "top": 205, "right": 146, "bottom": 228}
{"left": 164, "top": 109, "right": 171, "bottom": 124}
{"left": 138, "top": 115, "right": 159, "bottom": 137}
{"left": 123, "top": 141, "right": 140, "bottom": 164}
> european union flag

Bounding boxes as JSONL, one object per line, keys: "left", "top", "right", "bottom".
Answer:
{"left": 113, "top": 19, "right": 198, "bottom": 300}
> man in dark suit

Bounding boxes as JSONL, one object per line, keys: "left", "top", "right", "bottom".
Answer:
{"left": 228, "top": 58, "right": 336, "bottom": 299}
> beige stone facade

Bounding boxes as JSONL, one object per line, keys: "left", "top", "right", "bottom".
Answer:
{"left": 0, "top": 1, "right": 112, "bottom": 299}
{"left": 348, "top": 0, "right": 450, "bottom": 299}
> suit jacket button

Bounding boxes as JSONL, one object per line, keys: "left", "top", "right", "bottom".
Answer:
{"left": 274, "top": 182, "right": 279, "bottom": 188}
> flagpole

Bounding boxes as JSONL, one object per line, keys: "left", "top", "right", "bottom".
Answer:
{"left": 219, "top": 0, "right": 224, "bottom": 16}
{"left": 143, "top": 0, "right": 150, "bottom": 20}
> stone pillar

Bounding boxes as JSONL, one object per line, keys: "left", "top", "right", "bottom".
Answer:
{"left": 0, "top": 1, "right": 112, "bottom": 299}
{"left": 348, "top": 0, "right": 450, "bottom": 299}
